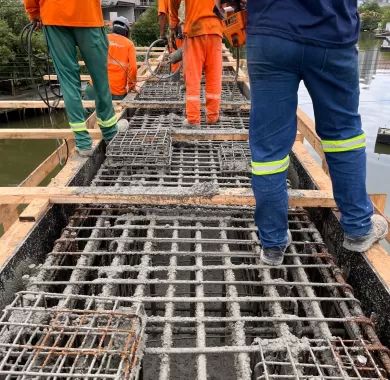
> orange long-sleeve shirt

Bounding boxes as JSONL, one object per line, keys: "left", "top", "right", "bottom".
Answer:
{"left": 23, "top": 0, "right": 104, "bottom": 27}
{"left": 107, "top": 33, "right": 137, "bottom": 96}
{"left": 170, "top": 0, "right": 223, "bottom": 38}
{"left": 158, "top": 0, "right": 169, "bottom": 15}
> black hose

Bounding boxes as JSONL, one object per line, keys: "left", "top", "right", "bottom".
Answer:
{"left": 21, "top": 22, "right": 68, "bottom": 166}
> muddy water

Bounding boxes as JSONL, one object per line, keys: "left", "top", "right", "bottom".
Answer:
{"left": 0, "top": 111, "right": 68, "bottom": 186}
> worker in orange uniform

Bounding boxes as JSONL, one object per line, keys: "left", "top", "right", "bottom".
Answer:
{"left": 170, "top": 0, "right": 223, "bottom": 126}
{"left": 158, "top": 0, "right": 184, "bottom": 77}
{"left": 23, "top": 0, "right": 119, "bottom": 157}
{"left": 85, "top": 16, "right": 137, "bottom": 100}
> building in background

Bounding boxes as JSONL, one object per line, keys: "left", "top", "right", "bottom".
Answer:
{"left": 101, "top": 0, "right": 153, "bottom": 24}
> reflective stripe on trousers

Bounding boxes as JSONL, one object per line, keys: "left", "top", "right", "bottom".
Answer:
{"left": 321, "top": 133, "right": 366, "bottom": 153}
{"left": 97, "top": 115, "right": 117, "bottom": 128}
{"left": 252, "top": 156, "right": 290, "bottom": 176}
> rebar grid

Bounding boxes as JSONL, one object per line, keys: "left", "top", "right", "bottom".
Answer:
{"left": 106, "top": 128, "right": 172, "bottom": 168}
{"left": 124, "top": 108, "right": 250, "bottom": 130}
{"left": 219, "top": 142, "right": 251, "bottom": 173}
{"left": 10, "top": 205, "right": 389, "bottom": 379}
{"left": 253, "top": 338, "right": 389, "bottom": 380}
{"left": 0, "top": 292, "right": 146, "bottom": 379}
{"left": 93, "top": 141, "right": 252, "bottom": 188}
{"left": 135, "top": 81, "right": 247, "bottom": 102}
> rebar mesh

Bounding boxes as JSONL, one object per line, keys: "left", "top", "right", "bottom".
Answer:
{"left": 253, "top": 338, "right": 388, "bottom": 379}
{"left": 135, "top": 81, "right": 246, "bottom": 102}
{"left": 124, "top": 108, "right": 250, "bottom": 130}
{"left": 219, "top": 142, "right": 252, "bottom": 173}
{"left": 0, "top": 292, "right": 146, "bottom": 379}
{"left": 106, "top": 128, "right": 172, "bottom": 168}
{"left": 11, "top": 205, "right": 389, "bottom": 380}
{"left": 93, "top": 141, "right": 252, "bottom": 188}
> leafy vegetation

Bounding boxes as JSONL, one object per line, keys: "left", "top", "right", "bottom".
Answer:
{"left": 131, "top": 1, "right": 160, "bottom": 47}
{"left": 359, "top": 2, "right": 390, "bottom": 31}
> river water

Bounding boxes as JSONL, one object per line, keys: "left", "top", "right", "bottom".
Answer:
{"left": 0, "top": 33, "right": 389, "bottom": 209}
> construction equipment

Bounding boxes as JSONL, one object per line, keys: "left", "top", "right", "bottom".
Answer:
{"left": 214, "top": 0, "right": 247, "bottom": 48}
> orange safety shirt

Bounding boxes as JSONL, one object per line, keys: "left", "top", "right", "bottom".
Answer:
{"left": 107, "top": 33, "right": 137, "bottom": 96}
{"left": 170, "top": 0, "right": 223, "bottom": 38}
{"left": 23, "top": 0, "right": 104, "bottom": 27}
{"left": 158, "top": 0, "right": 169, "bottom": 16}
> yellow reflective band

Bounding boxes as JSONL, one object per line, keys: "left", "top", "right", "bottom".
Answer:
{"left": 322, "top": 133, "right": 366, "bottom": 153}
{"left": 97, "top": 115, "right": 117, "bottom": 128}
{"left": 251, "top": 156, "right": 290, "bottom": 176}
{"left": 69, "top": 121, "right": 87, "bottom": 132}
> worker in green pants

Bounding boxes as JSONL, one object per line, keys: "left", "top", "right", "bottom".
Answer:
{"left": 23, "top": 0, "right": 118, "bottom": 156}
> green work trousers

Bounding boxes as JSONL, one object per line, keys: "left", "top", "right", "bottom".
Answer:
{"left": 44, "top": 26, "right": 118, "bottom": 150}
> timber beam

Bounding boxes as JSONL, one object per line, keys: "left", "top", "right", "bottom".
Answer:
{"left": 0, "top": 128, "right": 305, "bottom": 144}
{"left": 0, "top": 187, "right": 335, "bottom": 208}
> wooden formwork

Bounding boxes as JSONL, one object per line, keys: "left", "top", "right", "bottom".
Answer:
{"left": 0, "top": 47, "right": 389, "bottom": 344}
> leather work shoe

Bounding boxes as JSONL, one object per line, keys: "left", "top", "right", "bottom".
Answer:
{"left": 183, "top": 118, "right": 200, "bottom": 128}
{"left": 260, "top": 230, "right": 292, "bottom": 266}
{"left": 343, "top": 214, "right": 388, "bottom": 252}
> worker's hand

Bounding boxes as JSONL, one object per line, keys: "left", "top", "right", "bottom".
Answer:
{"left": 169, "top": 27, "right": 178, "bottom": 41}
{"left": 32, "top": 18, "right": 42, "bottom": 30}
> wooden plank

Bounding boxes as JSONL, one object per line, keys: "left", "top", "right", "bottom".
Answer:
{"left": 292, "top": 141, "right": 332, "bottom": 191}
{"left": 0, "top": 100, "right": 122, "bottom": 109}
{"left": 0, "top": 187, "right": 336, "bottom": 208}
{"left": 19, "top": 141, "right": 74, "bottom": 187}
{"left": 370, "top": 194, "right": 388, "bottom": 214}
{"left": 43, "top": 74, "right": 244, "bottom": 83}
{"left": 365, "top": 244, "right": 390, "bottom": 286}
{"left": 0, "top": 150, "right": 93, "bottom": 266}
{"left": 19, "top": 199, "right": 50, "bottom": 222}
{"left": 0, "top": 205, "right": 20, "bottom": 231}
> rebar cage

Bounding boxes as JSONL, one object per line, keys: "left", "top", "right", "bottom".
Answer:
{"left": 106, "top": 128, "right": 172, "bottom": 168}
{"left": 0, "top": 292, "right": 146, "bottom": 379}
{"left": 94, "top": 141, "right": 252, "bottom": 188}
{"left": 4, "top": 205, "right": 388, "bottom": 379}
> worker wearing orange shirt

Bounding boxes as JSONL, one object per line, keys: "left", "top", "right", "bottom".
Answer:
{"left": 86, "top": 17, "right": 137, "bottom": 100}
{"left": 158, "top": 0, "right": 183, "bottom": 75}
{"left": 170, "top": 0, "right": 223, "bottom": 126}
{"left": 23, "top": 0, "right": 118, "bottom": 156}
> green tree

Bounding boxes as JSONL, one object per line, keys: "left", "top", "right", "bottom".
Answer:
{"left": 131, "top": 2, "right": 160, "bottom": 47}
{"left": 0, "top": 20, "right": 16, "bottom": 65}
{"left": 382, "top": 6, "right": 390, "bottom": 28}
{"left": 360, "top": 10, "right": 383, "bottom": 31}
{"left": 359, "top": 1, "right": 382, "bottom": 13}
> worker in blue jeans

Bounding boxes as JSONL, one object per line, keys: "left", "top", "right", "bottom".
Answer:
{"left": 246, "top": 0, "right": 388, "bottom": 265}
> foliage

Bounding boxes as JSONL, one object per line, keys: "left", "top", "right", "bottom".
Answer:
{"left": 0, "top": 0, "right": 47, "bottom": 85}
{"left": 131, "top": 1, "right": 160, "bottom": 47}
{"left": 360, "top": 10, "right": 383, "bottom": 31}
{"left": 382, "top": 6, "right": 390, "bottom": 27}
{"left": 0, "top": 19, "right": 16, "bottom": 65}
{"left": 359, "top": 1, "right": 382, "bottom": 14}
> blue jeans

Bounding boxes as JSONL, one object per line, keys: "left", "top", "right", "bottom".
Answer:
{"left": 247, "top": 34, "right": 373, "bottom": 249}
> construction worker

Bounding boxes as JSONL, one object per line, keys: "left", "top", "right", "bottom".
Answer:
{"left": 158, "top": 0, "right": 184, "bottom": 76}
{"left": 23, "top": 0, "right": 118, "bottom": 156}
{"left": 85, "top": 16, "right": 137, "bottom": 100}
{"left": 170, "top": 0, "right": 223, "bottom": 126}
{"left": 245, "top": 0, "right": 388, "bottom": 265}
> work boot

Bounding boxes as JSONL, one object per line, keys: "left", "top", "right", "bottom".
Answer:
{"left": 183, "top": 118, "right": 200, "bottom": 128}
{"left": 117, "top": 119, "right": 129, "bottom": 133}
{"left": 207, "top": 118, "right": 220, "bottom": 125}
{"left": 343, "top": 215, "right": 388, "bottom": 252}
{"left": 76, "top": 148, "right": 93, "bottom": 157}
{"left": 260, "top": 230, "right": 292, "bottom": 266}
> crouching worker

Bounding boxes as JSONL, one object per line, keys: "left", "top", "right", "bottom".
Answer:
{"left": 85, "top": 17, "right": 137, "bottom": 101}
{"left": 170, "top": 0, "right": 223, "bottom": 127}
{"left": 23, "top": 0, "right": 119, "bottom": 156}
